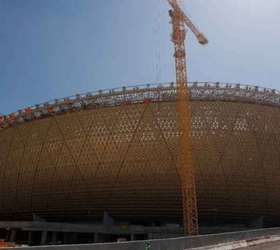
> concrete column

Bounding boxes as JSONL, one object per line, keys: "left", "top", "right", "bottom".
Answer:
{"left": 40, "top": 231, "right": 48, "bottom": 245}
{"left": 5, "top": 230, "right": 9, "bottom": 242}
{"left": 130, "top": 234, "right": 135, "bottom": 241}
{"left": 28, "top": 231, "right": 33, "bottom": 246}
{"left": 72, "top": 233, "right": 77, "bottom": 244}
{"left": 94, "top": 233, "right": 99, "bottom": 243}
{"left": 9, "top": 230, "right": 16, "bottom": 243}
{"left": 51, "top": 232, "right": 57, "bottom": 245}
{"left": 63, "top": 233, "right": 68, "bottom": 244}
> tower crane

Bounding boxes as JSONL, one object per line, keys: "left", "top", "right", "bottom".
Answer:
{"left": 166, "top": 0, "right": 208, "bottom": 235}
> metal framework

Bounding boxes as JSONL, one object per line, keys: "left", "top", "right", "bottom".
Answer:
{"left": 1, "top": 82, "right": 280, "bottom": 130}
{"left": 1, "top": 82, "right": 280, "bottom": 223}
{"left": 168, "top": 0, "right": 205, "bottom": 234}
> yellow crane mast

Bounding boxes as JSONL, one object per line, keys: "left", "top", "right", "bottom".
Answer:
{"left": 166, "top": 0, "right": 208, "bottom": 235}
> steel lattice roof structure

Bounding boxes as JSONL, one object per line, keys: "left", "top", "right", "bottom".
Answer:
{"left": 0, "top": 82, "right": 280, "bottom": 223}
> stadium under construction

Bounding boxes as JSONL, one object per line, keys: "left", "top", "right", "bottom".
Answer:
{"left": 0, "top": 82, "right": 280, "bottom": 244}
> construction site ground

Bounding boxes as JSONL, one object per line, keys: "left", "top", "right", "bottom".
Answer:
{"left": 243, "top": 240, "right": 280, "bottom": 249}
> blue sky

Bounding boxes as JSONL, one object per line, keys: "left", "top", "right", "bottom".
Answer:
{"left": 0, "top": 0, "right": 280, "bottom": 114}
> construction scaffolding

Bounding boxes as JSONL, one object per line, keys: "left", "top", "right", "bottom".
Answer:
{"left": 1, "top": 82, "right": 280, "bottom": 130}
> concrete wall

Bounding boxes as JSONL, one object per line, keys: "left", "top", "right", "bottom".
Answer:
{"left": 5, "top": 227, "right": 280, "bottom": 250}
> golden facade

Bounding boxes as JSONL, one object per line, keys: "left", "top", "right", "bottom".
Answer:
{"left": 0, "top": 83, "right": 279, "bottom": 222}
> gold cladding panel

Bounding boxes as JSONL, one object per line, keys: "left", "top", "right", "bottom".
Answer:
{"left": 0, "top": 101, "right": 279, "bottom": 220}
